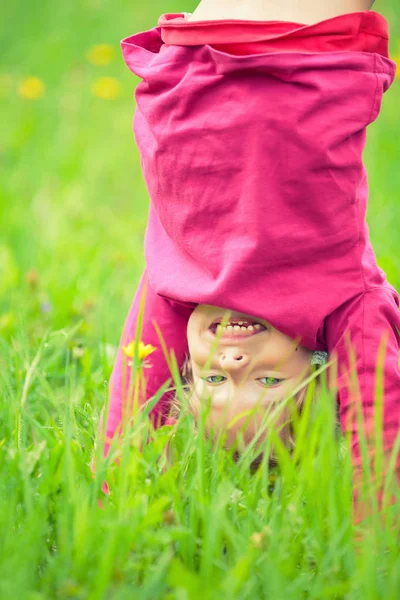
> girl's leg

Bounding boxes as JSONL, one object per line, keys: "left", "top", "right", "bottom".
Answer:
{"left": 189, "top": 0, "right": 376, "bottom": 24}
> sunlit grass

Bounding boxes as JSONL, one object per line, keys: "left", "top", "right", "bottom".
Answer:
{"left": 1, "top": 311, "right": 399, "bottom": 598}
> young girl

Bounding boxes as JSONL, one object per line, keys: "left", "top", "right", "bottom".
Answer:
{"left": 103, "top": 0, "right": 400, "bottom": 508}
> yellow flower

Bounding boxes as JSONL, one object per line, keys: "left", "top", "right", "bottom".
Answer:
{"left": 91, "top": 77, "right": 121, "bottom": 99}
{"left": 122, "top": 341, "right": 156, "bottom": 362}
{"left": 18, "top": 77, "right": 45, "bottom": 99}
{"left": 86, "top": 44, "right": 116, "bottom": 66}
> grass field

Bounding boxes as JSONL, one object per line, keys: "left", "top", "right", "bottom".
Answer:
{"left": 0, "top": 1, "right": 399, "bottom": 598}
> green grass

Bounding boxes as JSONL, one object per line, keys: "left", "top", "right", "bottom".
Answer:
{"left": 0, "top": 1, "right": 399, "bottom": 598}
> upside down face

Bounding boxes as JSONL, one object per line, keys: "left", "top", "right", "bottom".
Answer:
{"left": 186, "top": 304, "right": 312, "bottom": 446}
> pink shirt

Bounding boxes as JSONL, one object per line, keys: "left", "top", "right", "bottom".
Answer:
{"left": 106, "top": 12, "right": 400, "bottom": 488}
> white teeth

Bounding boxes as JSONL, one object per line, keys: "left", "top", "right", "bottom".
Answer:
{"left": 213, "top": 321, "right": 264, "bottom": 334}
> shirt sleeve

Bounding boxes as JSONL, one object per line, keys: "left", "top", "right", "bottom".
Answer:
{"left": 102, "top": 269, "right": 192, "bottom": 458}
{"left": 325, "top": 286, "right": 400, "bottom": 515}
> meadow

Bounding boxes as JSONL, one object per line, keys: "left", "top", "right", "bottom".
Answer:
{"left": 0, "top": 1, "right": 399, "bottom": 598}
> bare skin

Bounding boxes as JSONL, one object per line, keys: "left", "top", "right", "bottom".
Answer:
{"left": 187, "top": 0, "right": 376, "bottom": 24}
{"left": 186, "top": 304, "right": 312, "bottom": 446}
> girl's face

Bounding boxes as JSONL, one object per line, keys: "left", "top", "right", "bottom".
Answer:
{"left": 186, "top": 304, "right": 312, "bottom": 445}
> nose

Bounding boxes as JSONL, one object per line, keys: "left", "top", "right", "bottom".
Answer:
{"left": 219, "top": 349, "right": 251, "bottom": 371}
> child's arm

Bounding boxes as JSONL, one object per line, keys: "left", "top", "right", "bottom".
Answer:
{"left": 102, "top": 269, "right": 192, "bottom": 458}
{"left": 325, "top": 287, "right": 400, "bottom": 518}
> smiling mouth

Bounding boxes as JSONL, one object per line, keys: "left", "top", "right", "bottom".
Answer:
{"left": 208, "top": 318, "right": 267, "bottom": 339}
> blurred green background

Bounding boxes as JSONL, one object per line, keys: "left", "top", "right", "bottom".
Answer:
{"left": 0, "top": 0, "right": 399, "bottom": 360}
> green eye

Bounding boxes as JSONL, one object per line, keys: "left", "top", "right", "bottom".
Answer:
{"left": 260, "top": 377, "right": 282, "bottom": 387}
{"left": 204, "top": 375, "right": 226, "bottom": 384}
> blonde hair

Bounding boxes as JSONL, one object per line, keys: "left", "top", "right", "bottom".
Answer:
{"left": 170, "top": 353, "right": 321, "bottom": 469}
